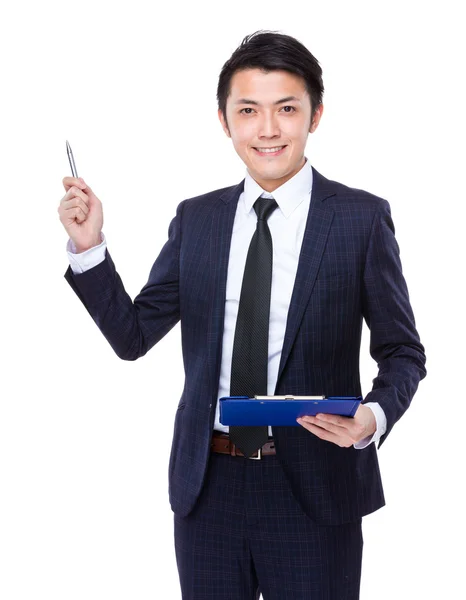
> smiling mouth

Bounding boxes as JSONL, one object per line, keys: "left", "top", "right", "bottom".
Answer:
{"left": 253, "top": 145, "right": 287, "bottom": 156}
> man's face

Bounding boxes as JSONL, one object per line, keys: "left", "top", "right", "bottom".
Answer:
{"left": 218, "top": 68, "right": 323, "bottom": 192}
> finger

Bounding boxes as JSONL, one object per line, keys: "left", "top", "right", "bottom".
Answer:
{"left": 300, "top": 415, "right": 342, "bottom": 436}
{"left": 64, "top": 206, "right": 87, "bottom": 223}
{"left": 80, "top": 178, "right": 91, "bottom": 191}
{"left": 62, "top": 196, "right": 89, "bottom": 215}
{"left": 315, "top": 413, "right": 348, "bottom": 428}
{"left": 63, "top": 176, "right": 87, "bottom": 191}
{"left": 300, "top": 416, "right": 363, "bottom": 445}
{"left": 297, "top": 419, "right": 353, "bottom": 447}
{"left": 297, "top": 419, "right": 343, "bottom": 445}
{"left": 64, "top": 186, "right": 89, "bottom": 207}
{"left": 316, "top": 413, "right": 366, "bottom": 440}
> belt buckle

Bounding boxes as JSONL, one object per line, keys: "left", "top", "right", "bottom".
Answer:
{"left": 248, "top": 448, "right": 262, "bottom": 460}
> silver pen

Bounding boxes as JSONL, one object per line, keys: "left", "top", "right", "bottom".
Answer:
{"left": 66, "top": 140, "right": 78, "bottom": 178}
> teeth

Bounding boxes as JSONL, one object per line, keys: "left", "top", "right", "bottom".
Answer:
{"left": 255, "top": 146, "right": 285, "bottom": 153}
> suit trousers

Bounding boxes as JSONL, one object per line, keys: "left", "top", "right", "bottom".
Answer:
{"left": 173, "top": 441, "right": 363, "bottom": 600}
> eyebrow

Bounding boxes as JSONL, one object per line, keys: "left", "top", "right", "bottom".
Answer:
{"left": 234, "top": 96, "right": 301, "bottom": 106}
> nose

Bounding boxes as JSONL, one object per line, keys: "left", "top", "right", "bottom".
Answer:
{"left": 257, "top": 111, "right": 281, "bottom": 139}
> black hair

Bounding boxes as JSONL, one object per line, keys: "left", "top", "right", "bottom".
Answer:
{"left": 217, "top": 30, "right": 324, "bottom": 131}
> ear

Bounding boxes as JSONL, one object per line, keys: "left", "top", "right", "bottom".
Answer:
{"left": 218, "top": 108, "right": 231, "bottom": 138}
{"left": 310, "top": 104, "right": 324, "bottom": 133}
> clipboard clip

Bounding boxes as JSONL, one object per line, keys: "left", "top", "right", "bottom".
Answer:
{"left": 254, "top": 395, "right": 326, "bottom": 400}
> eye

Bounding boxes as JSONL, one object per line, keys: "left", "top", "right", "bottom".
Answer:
{"left": 239, "top": 106, "right": 296, "bottom": 115}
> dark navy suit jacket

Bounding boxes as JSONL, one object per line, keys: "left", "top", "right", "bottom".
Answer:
{"left": 64, "top": 166, "right": 426, "bottom": 526}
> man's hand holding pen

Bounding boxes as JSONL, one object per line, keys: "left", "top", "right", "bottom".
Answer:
{"left": 58, "top": 177, "right": 103, "bottom": 253}
{"left": 297, "top": 405, "right": 377, "bottom": 447}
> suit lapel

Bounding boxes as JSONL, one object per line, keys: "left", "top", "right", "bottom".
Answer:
{"left": 207, "top": 179, "right": 245, "bottom": 392}
{"left": 207, "top": 167, "right": 336, "bottom": 395}
{"left": 274, "top": 168, "right": 336, "bottom": 388}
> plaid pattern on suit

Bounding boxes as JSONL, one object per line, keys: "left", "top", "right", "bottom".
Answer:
{"left": 64, "top": 166, "right": 426, "bottom": 527}
{"left": 174, "top": 451, "right": 363, "bottom": 599}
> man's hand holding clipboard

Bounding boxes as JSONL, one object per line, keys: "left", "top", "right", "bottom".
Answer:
{"left": 219, "top": 395, "right": 377, "bottom": 448}
{"left": 296, "top": 405, "right": 377, "bottom": 448}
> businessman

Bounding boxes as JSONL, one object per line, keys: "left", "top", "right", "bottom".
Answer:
{"left": 59, "top": 30, "right": 427, "bottom": 600}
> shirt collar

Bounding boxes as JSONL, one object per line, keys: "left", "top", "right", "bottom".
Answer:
{"left": 242, "top": 156, "right": 313, "bottom": 219}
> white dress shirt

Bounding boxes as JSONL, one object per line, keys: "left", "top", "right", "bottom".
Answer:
{"left": 66, "top": 157, "right": 387, "bottom": 448}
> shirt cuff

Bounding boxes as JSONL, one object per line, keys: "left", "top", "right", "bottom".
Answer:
{"left": 66, "top": 232, "right": 107, "bottom": 274}
{"left": 353, "top": 402, "right": 387, "bottom": 449}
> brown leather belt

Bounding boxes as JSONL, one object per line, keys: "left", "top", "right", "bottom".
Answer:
{"left": 210, "top": 432, "right": 276, "bottom": 459}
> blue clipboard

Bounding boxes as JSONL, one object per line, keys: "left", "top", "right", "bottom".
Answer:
{"left": 219, "top": 395, "right": 362, "bottom": 426}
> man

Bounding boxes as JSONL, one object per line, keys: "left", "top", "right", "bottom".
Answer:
{"left": 59, "top": 30, "right": 426, "bottom": 600}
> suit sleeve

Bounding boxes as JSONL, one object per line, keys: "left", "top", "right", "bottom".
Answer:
{"left": 63, "top": 200, "right": 184, "bottom": 360}
{"left": 361, "top": 199, "right": 427, "bottom": 448}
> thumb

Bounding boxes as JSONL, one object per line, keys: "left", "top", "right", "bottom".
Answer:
{"left": 79, "top": 177, "right": 97, "bottom": 200}
{"left": 79, "top": 177, "right": 90, "bottom": 191}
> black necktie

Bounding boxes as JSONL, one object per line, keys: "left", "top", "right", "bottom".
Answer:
{"left": 229, "top": 195, "right": 278, "bottom": 458}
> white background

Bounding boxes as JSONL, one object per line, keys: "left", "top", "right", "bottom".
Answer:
{"left": 1, "top": 0, "right": 464, "bottom": 598}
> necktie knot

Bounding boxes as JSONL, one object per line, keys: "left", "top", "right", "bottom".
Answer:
{"left": 253, "top": 196, "right": 278, "bottom": 222}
